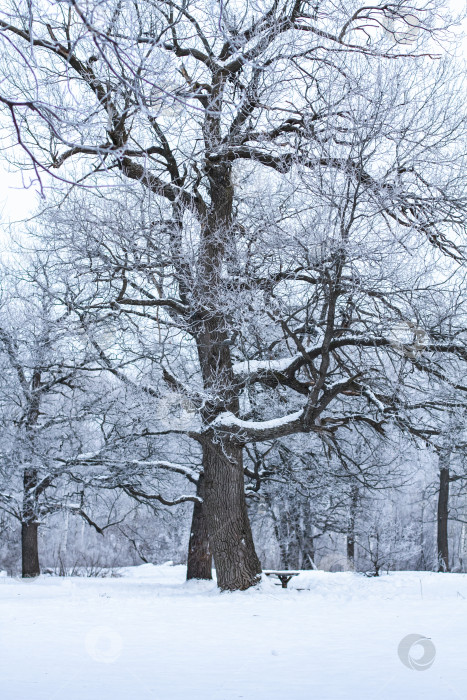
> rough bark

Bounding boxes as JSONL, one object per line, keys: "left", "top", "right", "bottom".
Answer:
{"left": 21, "top": 467, "right": 40, "bottom": 578}
{"left": 21, "top": 521, "right": 40, "bottom": 578}
{"left": 195, "top": 313, "right": 263, "bottom": 589}
{"left": 202, "top": 439, "right": 261, "bottom": 591}
{"left": 186, "top": 473, "right": 212, "bottom": 580}
{"left": 437, "top": 452, "right": 450, "bottom": 572}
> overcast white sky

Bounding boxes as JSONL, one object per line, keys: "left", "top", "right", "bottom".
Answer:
{"left": 0, "top": 166, "right": 43, "bottom": 226}
{"left": 0, "top": 2, "right": 465, "bottom": 231}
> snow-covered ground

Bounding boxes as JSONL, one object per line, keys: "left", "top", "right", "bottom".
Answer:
{"left": 1, "top": 564, "right": 466, "bottom": 699}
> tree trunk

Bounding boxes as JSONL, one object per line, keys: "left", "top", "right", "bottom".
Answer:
{"left": 202, "top": 439, "right": 262, "bottom": 591}
{"left": 298, "top": 507, "right": 316, "bottom": 570}
{"left": 437, "top": 454, "right": 450, "bottom": 572}
{"left": 301, "top": 534, "right": 316, "bottom": 570}
{"left": 22, "top": 467, "right": 40, "bottom": 578}
{"left": 347, "top": 485, "right": 359, "bottom": 570}
{"left": 186, "top": 473, "right": 212, "bottom": 580}
{"left": 193, "top": 97, "right": 261, "bottom": 588}
{"left": 265, "top": 495, "right": 289, "bottom": 568}
{"left": 194, "top": 285, "right": 262, "bottom": 589}
{"left": 22, "top": 522, "right": 40, "bottom": 578}
{"left": 346, "top": 533, "right": 355, "bottom": 569}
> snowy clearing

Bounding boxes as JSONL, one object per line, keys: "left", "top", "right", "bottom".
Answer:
{"left": 1, "top": 564, "right": 466, "bottom": 700}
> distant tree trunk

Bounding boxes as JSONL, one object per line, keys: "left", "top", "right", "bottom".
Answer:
{"left": 437, "top": 451, "right": 450, "bottom": 572}
{"left": 21, "top": 468, "right": 40, "bottom": 578}
{"left": 186, "top": 473, "right": 212, "bottom": 580}
{"left": 266, "top": 495, "right": 289, "bottom": 568}
{"left": 347, "top": 485, "right": 359, "bottom": 570}
{"left": 288, "top": 525, "right": 300, "bottom": 569}
{"left": 301, "top": 534, "right": 316, "bottom": 570}
{"left": 346, "top": 533, "right": 355, "bottom": 568}
{"left": 298, "top": 507, "right": 316, "bottom": 570}
{"left": 278, "top": 537, "right": 290, "bottom": 570}
{"left": 202, "top": 440, "right": 261, "bottom": 591}
{"left": 460, "top": 524, "right": 467, "bottom": 573}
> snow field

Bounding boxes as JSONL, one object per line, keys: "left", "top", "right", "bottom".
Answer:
{"left": 0, "top": 564, "right": 466, "bottom": 699}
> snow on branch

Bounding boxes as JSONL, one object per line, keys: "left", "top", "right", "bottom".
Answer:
{"left": 231, "top": 334, "right": 467, "bottom": 399}
{"left": 70, "top": 457, "right": 200, "bottom": 484}
{"left": 362, "top": 387, "right": 386, "bottom": 413}
{"left": 232, "top": 354, "right": 303, "bottom": 377}
{"left": 209, "top": 409, "right": 305, "bottom": 442}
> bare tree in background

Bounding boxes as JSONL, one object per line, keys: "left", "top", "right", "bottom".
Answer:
{"left": 0, "top": 268, "right": 95, "bottom": 576}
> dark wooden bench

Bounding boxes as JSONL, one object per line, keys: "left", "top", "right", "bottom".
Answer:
{"left": 264, "top": 570, "right": 301, "bottom": 588}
